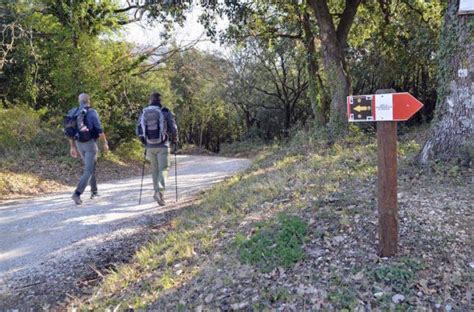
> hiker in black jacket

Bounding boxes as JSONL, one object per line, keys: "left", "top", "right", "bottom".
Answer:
{"left": 136, "top": 92, "right": 178, "bottom": 206}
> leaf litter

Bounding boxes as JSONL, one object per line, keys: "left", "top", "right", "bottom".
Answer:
{"left": 145, "top": 147, "right": 472, "bottom": 311}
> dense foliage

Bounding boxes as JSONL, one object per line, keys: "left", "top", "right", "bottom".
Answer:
{"left": 0, "top": 0, "right": 446, "bottom": 153}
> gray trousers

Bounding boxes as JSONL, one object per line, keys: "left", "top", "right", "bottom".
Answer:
{"left": 146, "top": 147, "right": 170, "bottom": 194}
{"left": 75, "top": 140, "right": 98, "bottom": 195}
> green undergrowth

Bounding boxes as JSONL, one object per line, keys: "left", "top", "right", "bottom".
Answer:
{"left": 113, "top": 139, "right": 147, "bottom": 162}
{"left": 219, "top": 138, "right": 271, "bottom": 158}
{"left": 235, "top": 214, "right": 308, "bottom": 272}
{"left": 0, "top": 135, "right": 144, "bottom": 199}
{"left": 323, "top": 257, "right": 425, "bottom": 310}
{"left": 370, "top": 257, "right": 425, "bottom": 294}
{"left": 0, "top": 107, "right": 147, "bottom": 198}
{"left": 75, "top": 126, "right": 427, "bottom": 310}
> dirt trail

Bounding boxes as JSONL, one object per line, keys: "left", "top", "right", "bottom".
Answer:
{"left": 0, "top": 155, "right": 251, "bottom": 309}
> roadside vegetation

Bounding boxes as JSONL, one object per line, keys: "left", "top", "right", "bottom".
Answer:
{"left": 72, "top": 128, "right": 472, "bottom": 310}
{"left": 1, "top": 0, "right": 470, "bottom": 199}
{"left": 1, "top": 0, "right": 471, "bottom": 309}
{"left": 0, "top": 106, "right": 146, "bottom": 199}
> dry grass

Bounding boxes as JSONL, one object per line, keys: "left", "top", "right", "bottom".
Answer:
{"left": 71, "top": 127, "right": 472, "bottom": 311}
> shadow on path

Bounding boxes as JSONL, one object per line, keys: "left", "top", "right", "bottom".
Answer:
{"left": 0, "top": 155, "right": 250, "bottom": 309}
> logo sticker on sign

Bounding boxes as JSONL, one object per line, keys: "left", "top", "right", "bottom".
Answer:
{"left": 375, "top": 94, "right": 393, "bottom": 121}
{"left": 348, "top": 95, "right": 373, "bottom": 122}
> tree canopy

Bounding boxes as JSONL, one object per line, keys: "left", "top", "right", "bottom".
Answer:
{"left": 1, "top": 0, "right": 470, "bottom": 162}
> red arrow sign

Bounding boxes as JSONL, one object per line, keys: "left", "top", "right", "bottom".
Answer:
{"left": 391, "top": 93, "right": 424, "bottom": 120}
{"left": 348, "top": 92, "right": 423, "bottom": 122}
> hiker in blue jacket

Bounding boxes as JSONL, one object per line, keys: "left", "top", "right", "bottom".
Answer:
{"left": 136, "top": 92, "right": 178, "bottom": 206}
{"left": 68, "top": 93, "right": 109, "bottom": 205}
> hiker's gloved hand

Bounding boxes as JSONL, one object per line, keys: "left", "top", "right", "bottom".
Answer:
{"left": 70, "top": 147, "right": 78, "bottom": 158}
{"left": 139, "top": 136, "right": 146, "bottom": 146}
{"left": 173, "top": 143, "right": 178, "bottom": 154}
{"left": 171, "top": 133, "right": 178, "bottom": 144}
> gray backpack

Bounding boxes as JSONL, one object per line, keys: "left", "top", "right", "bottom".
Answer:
{"left": 140, "top": 106, "right": 166, "bottom": 144}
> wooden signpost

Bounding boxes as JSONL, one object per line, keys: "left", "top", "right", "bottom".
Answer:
{"left": 347, "top": 90, "right": 423, "bottom": 256}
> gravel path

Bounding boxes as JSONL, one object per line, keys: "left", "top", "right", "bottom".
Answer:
{"left": 0, "top": 155, "right": 250, "bottom": 309}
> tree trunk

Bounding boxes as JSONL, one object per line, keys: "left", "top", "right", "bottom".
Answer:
{"left": 284, "top": 102, "right": 291, "bottom": 136}
{"left": 244, "top": 108, "right": 255, "bottom": 128}
{"left": 300, "top": 11, "right": 329, "bottom": 126}
{"left": 307, "top": 0, "right": 359, "bottom": 131}
{"left": 417, "top": 1, "right": 473, "bottom": 165}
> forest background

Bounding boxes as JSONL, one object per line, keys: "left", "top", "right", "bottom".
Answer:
{"left": 0, "top": 0, "right": 471, "bottom": 197}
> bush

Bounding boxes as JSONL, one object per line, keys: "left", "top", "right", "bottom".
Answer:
{"left": 114, "top": 139, "right": 144, "bottom": 161}
{"left": 0, "top": 106, "right": 44, "bottom": 153}
{"left": 105, "top": 119, "right": 137, "bottom": 148}
{"left": 31, "top": 127, "right": 68, "bottom": 158}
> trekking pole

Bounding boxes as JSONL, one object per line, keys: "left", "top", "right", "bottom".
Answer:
{"left": 174, "top": 143, "right": 178, "bottom": 202}
{"left": 138, "top": 149, "right": 146, "bottom": 205}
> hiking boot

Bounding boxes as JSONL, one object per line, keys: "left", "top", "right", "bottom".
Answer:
{"left": 90, "top": 192, "right": 100, "bottom": 199}
{"left": 154, "top": 192, "right": 166, "bottom": 206}
{"left": 72, "top": 193, "right": 82, "bottom": 205}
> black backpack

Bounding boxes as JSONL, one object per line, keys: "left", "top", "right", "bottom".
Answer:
{"left": 64, "top": 106, "right": 92, "bottom": 142}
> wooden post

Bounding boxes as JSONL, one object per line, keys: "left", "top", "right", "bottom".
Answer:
{"left": 377, "top": 121, "right": 398, "bottom": 256}
{"left": 376, "top": 89, "right": 398, "bottom": 257}
{"left": 349, "top": 90, "right": 423, "bottom": 257}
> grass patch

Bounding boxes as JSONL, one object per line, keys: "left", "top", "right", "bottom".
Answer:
{"left": 369, "top": 257, "right": 424, "bottom": 294}
{"left": 261, "top": 287, "right": 292, "bottom": 304}
{"left": 327, "top": 269, "right": 359, "bottom": 310}
{"left": 328, "top": 287, "right": 358, "bottom": 311}
{"left": 235, "top": 213, "right": 308, "bottom": 272}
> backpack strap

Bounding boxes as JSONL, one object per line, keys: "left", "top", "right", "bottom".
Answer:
{"left": 159, "top": 107, "right": 166, "bottom": 141}
{"left": 74, "top": 105, "right": 89, "bottom": 117}
{"left": 140, "top": 108, "right": 146, "bottom": 139}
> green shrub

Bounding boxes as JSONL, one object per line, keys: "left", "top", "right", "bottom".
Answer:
{"left": 236, "top": 214, "right": 308, "bottom": 272}
{"left": 31, "top": 127, "right": 68, "bottom": 157}
{"left": 105, "top": 119, "right": 137, "bottom": 148}
{"left": 114, "top": 139, "right": 144, "bottom": 161}
{"left": 0, "top": 106, "right": 44, "bottom": 152}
